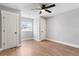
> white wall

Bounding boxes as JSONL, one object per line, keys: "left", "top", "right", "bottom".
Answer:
{"left": 21, "top": 17, "right": 33, "bottom": 41}
{"left": 47, "top": 8, "right": 79, "bottom": 46}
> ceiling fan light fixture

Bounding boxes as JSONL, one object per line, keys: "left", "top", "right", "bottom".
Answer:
{"left": 33, "top": 3, "right": 56, "bottom": 14}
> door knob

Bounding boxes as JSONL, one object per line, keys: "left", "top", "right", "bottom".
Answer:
{"left": 14, "top": 32, "right": 17, "bottom": 34}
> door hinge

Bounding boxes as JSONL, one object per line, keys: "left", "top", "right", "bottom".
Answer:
{"left": 3, "top": 16, "right": 5, "bottom": 19}
{"left": 3, "top": 29, "right": 5, "bottom": 32}
{"left": 3, "top": 42, "right": 5, "bottom": 46}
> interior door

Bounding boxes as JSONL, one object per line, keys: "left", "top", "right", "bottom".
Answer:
{"left": 2, "top": 11, "right": 19, "bottom": 49}
{"left": 40, "top": 18, "right": 46, "bottom": 40}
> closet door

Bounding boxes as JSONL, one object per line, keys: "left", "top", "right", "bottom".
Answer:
{"left": 40, "top": 19, "right": 46, "bottom": 40}
{"left": 2, "top": 11, "right": 19, "bottom": 49}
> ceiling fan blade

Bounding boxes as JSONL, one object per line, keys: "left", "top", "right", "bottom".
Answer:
{"left": 45, "top": 10, "right": 52, "bottom": 13}
{"left": 39, "top": 11, "right": 42, "bottom": 14}
{"left": 45, "top": 4, "right": 56, "bottom": 9}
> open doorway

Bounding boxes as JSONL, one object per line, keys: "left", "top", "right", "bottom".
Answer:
{"left": 21, "top": 17, "right": 33, "bottom": 41}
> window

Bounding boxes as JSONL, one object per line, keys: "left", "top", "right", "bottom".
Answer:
{"left": 21, "top": 21, "right": 32, "bottom": 31}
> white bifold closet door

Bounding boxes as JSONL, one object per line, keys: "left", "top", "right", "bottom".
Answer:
{"left": 40, "top": 18, "right": 46, "bottom": 40}
{"left": 2, "top": 11, "right": 19, "bottom": 49}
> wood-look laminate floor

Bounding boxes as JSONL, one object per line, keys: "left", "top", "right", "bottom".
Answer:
{"left": 0, "top": 40, "right": 79, "bottom": 56}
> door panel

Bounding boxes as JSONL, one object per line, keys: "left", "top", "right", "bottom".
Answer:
{"left": 40, "top": 19, "right": 46, "bottom": 40}
{"left": 2, "top": 11, "right": 19, "bottom": 49}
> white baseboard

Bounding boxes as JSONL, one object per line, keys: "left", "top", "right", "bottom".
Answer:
{"left": 34, "top": 39, "right": 41, "bottom": 41}
{"left": 0, "top": 48, "right": 3, "bottom": 51}
{"left": 22, "top": 38, "right": 33, "bottom": 41}
{"left": 47, "top": 39, "right": 79, "bottom": 48}
{"left": 16, "top": 44, "right": 21, "bottom": 47}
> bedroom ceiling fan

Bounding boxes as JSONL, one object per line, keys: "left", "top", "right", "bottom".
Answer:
{"left": 32, "top": 4, "right": 56, "bottom": 14}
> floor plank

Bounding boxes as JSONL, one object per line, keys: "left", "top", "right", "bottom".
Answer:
{"left": 0, "top": 40, "right": 79, "bottom": 56}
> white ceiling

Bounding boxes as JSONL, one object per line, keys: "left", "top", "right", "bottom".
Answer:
{"left": 0, "top": 3, "right": 79, "bottom": 18}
